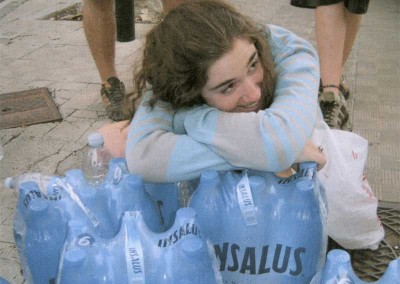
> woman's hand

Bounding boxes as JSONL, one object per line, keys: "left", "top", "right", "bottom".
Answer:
{"left": 276, "top": 140, "right": 326, "bottom": 176}
{"left": 98, "top": 120, "right": 130, "bottom": 158}
{"left": 275, "top": 168, "right": 295, "bottom": 178}
{"left": 294, "top": 139, "right": 326, "bottom": 170}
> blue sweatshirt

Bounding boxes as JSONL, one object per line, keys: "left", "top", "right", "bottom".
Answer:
{"left": 126, "top": 25, "right": 319, "bottom": 183}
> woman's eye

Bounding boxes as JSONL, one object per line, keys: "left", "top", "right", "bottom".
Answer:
{"left": 221, "top": 83, "right": 235, "bottom": 94}
{"left": 249, "top": 60, "right": 259, "bottom": 72}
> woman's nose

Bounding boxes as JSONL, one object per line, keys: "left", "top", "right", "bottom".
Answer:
{"left": 240, "top": 78, "right": 261, "bottom": 103}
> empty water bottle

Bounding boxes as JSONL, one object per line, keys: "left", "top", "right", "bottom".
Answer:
{"left": 5, "top": 172, "right": 57, "bottom": 196}
{"left": 82, "top": 132, "right": 112, "bottom": 185}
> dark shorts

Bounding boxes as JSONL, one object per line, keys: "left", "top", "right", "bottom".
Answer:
{"left": 290, "top": 0, "right": 370, "bottom": 14}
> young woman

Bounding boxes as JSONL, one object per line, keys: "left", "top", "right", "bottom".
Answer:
{"left": 98, "top": 1, "right": 382, "bottom": 250}
{"left": 121, "top": 0, "right": 325, "bottom": 183}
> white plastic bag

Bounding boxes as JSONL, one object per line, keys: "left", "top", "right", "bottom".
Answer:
{"left": 311, "top": 120, "right": 384, "bottom": 249}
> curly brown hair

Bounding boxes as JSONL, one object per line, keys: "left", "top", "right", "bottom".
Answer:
{"left": 129, "top": 0, "right": 276, "bottom": 116}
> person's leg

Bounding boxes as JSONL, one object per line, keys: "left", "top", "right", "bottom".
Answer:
{"left": 315, "top": 2, "right": 346, "bottom": 95}
{"left": 315, "top": 2, "right": 349, "bottom": 129}
{"left": 342, "top": 9, "right": 362, "bottom": 67}
{"left": 83, "top": 0, "right": 117, "bottom": 86}
{"left": 83, "top": 0, "right": 130, "bottom": 121}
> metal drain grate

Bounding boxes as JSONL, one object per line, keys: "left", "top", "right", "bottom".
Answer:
{"left": 351, "top": 206, "right": 400, "bottom": 282}
{"left": 0, "top": 87, "right": 62, "bottom": 129}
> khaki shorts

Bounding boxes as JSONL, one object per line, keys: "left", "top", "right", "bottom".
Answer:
{"left": 290, "top": 0, "right": 370, "bottom": 14}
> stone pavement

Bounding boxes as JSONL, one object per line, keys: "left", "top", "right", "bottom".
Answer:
{"left": 0, "top": 0, "right": 399, "bottom": 282}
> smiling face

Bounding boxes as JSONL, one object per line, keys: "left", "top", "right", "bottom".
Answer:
{"left": 202, "top": 37, "right": 264, "bottom": 113}
{"left": 133, "top": 0, "right": 276, "bottom": 113}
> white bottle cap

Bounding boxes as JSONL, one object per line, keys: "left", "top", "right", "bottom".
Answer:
{"left": 87, "top": 132, "right": 104, "bottom": 148}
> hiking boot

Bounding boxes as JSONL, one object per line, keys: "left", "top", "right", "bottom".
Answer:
{"left": 319, "top": 91, "right": 349, "bottom": 129}
{"left": 339, "top": 75, "right": 350, "bottom": 100}
{"left": 101, "top": 77, "right": 130, "bottom": 121}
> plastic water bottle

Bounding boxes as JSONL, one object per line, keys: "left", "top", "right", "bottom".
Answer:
{"left": 12, "top": 181, "right": 65, "bottom": 284}
{"left": 190, "top": 163, "right": 327, "bottom": 284}
{"left": 82, "top": 132, "right": 111, "bottom": 185}
{"left": 4, "top": 173, "right": 56, "bottom": 196}
{"left": 57, "top": 208, "right": 221, "bottom": 284}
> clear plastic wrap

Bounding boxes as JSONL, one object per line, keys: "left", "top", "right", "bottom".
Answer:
{"left": 189, "top": 162, "right": 328, "bottom": 283}
{"left": 11, "top": 159, "right": 395, "bottom": 284}
{"left": 56, "top": 208, "right": 221, "bottom": 284}
{"left": 10, "top": 158, "right": 162, "bottom": 283}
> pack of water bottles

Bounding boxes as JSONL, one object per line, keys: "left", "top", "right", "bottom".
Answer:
{"left": 4, "top": 133, "right": 399, "bottom": 283}
{"left": 189, "top": 163, "right": 328, "bottom": 283}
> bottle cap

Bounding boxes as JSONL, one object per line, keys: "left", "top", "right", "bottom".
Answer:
{"left": 176, "top": 207, "right": 196, "bottom": 221}
{"left": 4, "top": 177, "right": 13, "bottom": 189}
{"left": 87, "top": 132, "right": 104, "bottom": 148}
{"left": 64, "top": 247, "right": 86, "bottom": 267}
{"left": 327, "top": 249, "right": 350, "bottom": 264}
{"left": 181, "top": 236, "right": 203, "bottom": 253}
{"left": 296, "top": 180, "right": 314, "bottom": 192}
{"left": 29, "top": 198, "right": 49, "bottom": 219}
{"left": 249, "top": 175, "right": 266, "bottom": 192}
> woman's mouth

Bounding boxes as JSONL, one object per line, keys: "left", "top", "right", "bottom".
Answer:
{"left": 237, "top": 101, "right": 260, "bottom": 112}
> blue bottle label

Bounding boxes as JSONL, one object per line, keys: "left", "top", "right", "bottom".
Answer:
{"left": 236, "top": 172, "right": 257, "bottom": 226}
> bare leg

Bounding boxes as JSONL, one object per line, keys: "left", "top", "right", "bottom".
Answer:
{"left": 315, "top": 2, "right": 347, "bottom": 95}
{"left": 83, "top": 0, "right": 117, "bottom": 87}
{"left": 342, "top": 9, "right": 362, "bottom": 67}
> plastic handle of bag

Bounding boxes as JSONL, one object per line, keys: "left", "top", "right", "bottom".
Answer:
{"left": 56, "top": 180, "right": 100, "bottom": 227}
{"left": 112, "top": 165, "right": 123, "bottom": 185}
{"left": 236, "top": 171, "right": 257, "bottom": 226}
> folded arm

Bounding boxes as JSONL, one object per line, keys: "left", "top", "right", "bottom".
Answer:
{"left": 125, "top": 93, "right": 237, "bottom": 183}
